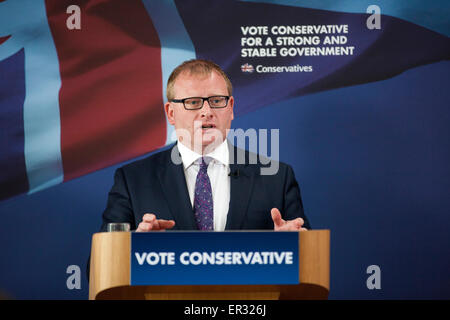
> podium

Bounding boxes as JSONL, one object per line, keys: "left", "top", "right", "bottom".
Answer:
{"left": 89, "top": 230, "right": 330, "bottom": 300}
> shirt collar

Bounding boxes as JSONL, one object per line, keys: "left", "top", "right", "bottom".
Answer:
{"left": 177, "top": 139, "right": 229, "bottom": 169}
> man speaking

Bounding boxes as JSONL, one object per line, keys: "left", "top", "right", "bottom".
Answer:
{"left": 100, "top": 59, "right": 310, "bottom": 232}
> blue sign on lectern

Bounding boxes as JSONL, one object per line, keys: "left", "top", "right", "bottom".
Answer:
{"left": 130, "top": 231, "right": 299, "bottom": 286}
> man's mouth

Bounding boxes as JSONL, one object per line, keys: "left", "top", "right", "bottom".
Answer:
{"left": 201, "top": 124, "right": 215, "bottom": 129}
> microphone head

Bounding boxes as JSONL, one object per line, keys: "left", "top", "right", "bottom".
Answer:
{"left": 229, "top": 169, "right": 239, "bottom": 177}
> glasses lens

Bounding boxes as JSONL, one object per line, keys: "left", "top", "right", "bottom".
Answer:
{"left": 184, "top": 98, "right": 203, "bottom": 109}
{"left": 208, "top": 96, "right": 228, "bottom": 108}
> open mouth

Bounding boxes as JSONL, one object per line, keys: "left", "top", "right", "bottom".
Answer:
{"left": 201, "top": 124, "right": 215, "bottom": 129}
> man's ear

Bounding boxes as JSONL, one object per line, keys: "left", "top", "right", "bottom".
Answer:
{"left": 165, "top": 102, "right": 176, "bottom": 125}
{"left": 229, "top": 96, "right": 234, "bottom": 120}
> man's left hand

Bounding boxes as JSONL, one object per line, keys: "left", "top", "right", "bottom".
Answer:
{"left": 271, "top": 208, "right": 308, "bottom": 231}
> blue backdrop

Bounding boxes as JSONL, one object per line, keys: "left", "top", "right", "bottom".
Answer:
{"left": 1, "top": 60, "right": 448, "bottom": 299}
{"left": 0, "top": 0, "right": 449, "bottom": 299}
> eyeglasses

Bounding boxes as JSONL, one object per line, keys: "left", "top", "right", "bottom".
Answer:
{"left": 171, "top": 96, "right": 230, "bottom": 110}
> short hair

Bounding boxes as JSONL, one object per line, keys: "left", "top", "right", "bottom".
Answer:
{"left": 166, "top": 59, "right": 233, "bottom": 101}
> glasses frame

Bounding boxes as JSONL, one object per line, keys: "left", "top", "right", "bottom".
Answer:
{"left": 171, "top": 96, "right": 230, "bottom": 110}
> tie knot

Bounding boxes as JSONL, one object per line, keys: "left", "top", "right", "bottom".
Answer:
{"left": 198, "top": 157, "right": 210, "bottom": 172}
{"left": 197, "top": 157, "right": 209, "bottom": 172}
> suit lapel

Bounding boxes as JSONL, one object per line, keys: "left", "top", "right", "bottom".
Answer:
{"left": 157, "top": 145, "right": 197, "bottom": 230}
{"left": 225, "top": 152, "right": 256, "bottom": 230}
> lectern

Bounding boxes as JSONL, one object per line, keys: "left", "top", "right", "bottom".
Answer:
{"left": 89, "top": 230, "right": 329, "bottom": 300}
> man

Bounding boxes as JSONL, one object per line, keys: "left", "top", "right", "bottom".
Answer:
{"left": 100, "top": 59, "right": 310, "bottom": 232}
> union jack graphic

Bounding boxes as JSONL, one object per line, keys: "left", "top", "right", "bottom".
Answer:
{"left": 241, "top": 63, "right": 254, "bottom": 73}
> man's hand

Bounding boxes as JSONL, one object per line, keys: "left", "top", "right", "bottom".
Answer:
{"left": 136, "top": 213, "right": 175, "bottom": 232}
{"left": 271, "top": 208, "right": 307, "bottom": 231}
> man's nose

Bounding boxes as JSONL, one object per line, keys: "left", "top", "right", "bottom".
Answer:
{"left": 200, "top": 100, "right": 213, "bottom": 117}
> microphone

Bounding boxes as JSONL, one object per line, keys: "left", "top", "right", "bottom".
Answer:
{"left": 228, "top": 168, "right": 240, "bottom": 178}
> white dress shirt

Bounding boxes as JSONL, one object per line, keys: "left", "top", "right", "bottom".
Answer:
{"left": 177, "top": 140, "right": 230, "bottom": 231}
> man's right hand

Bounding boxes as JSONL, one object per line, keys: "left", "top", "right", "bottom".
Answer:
{"left": 136, "top": 213, "right": 175, "bottom": 232}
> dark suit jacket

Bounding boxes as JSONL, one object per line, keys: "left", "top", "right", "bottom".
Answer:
{"left": 100, "top": 143, "right": 310, "bottom": 231}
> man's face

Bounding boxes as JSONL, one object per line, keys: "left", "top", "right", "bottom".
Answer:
{"left": 165, "top": 71, "right": 234, "bottom": 153}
